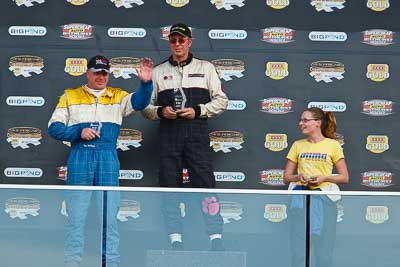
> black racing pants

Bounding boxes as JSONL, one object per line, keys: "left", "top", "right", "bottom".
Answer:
{"left": 158, "top": 120, "right": 223, "bottom": 236}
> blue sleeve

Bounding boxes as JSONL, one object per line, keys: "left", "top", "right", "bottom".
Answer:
{"left": 48, "top": 122, "right": 82, "bottom": 142}
{"left": 131, "top": 80, "right": 153, "bottom": 111}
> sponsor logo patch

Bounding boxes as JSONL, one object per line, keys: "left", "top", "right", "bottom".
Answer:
{"left": 107, "top": 27, "right": 146, "bottom": 38}
{"left": 119, "top": 170, "right": 143, "bottom": 180}
{"left": 67, "top": 0, "right": 90, "bottom": 5}
{"left": 266, "top": 0, "right": 289, "bottom": 9}
{"left": 361, "top": 171, "right": 394, "bottom": 188}
{"left": 214, "top": 172, "right": 245, "bottom": 182}
{"left": 260, "top": 97, "right": 293, "bottom": 114}
{"left": 13, "top": 0, "right": 45, "bottom": 7}
{"left": 362, "top": 29, "right": 394, "bottom": 46}
{"left": 5, "top": 197, "right": 40, "bottom": 220}
{"left": 8, "top": 26, "right": 47, "bottom": 36}
{"left": 57, "top": 166, "right": 68, "bottom": 181}
{"left": 65, "top": 58, "right": 87, "bottom": 76}
{"left": 6, "top": 96, "right": 45, "bottom": 107}
{"left": 208, "top": 29, "right": 247, "bottom": 40}
{"left": 7, "top": 127, "right": 42, "bottom": 149}
{"left": 264, "top": 133, "right": 288, "bottom": 152}
{"left": 310, "top": 0, "right": 346, "bottom": 12}
{"left": 308, "top": 31, "right": 347, "bottom": 42}
{"left": 264, "top": 204, "right": 287, "bottom": 222}
{"left": 310, "top": 61, "right": 345, "bottom": 83}
{"left": 307, "top": 101, "right": 346, "bottom": 112}
{"left": 367, "top": 0, "right": 390, "bottom": 11}
{"left": 261, "top": 27, "right": 295, "bottom": 44}
{"left": 220, "top": 201, "right": 243, "bottom": 224}
{"left": 212, "top": 59, "right": 245, "bottom": 81}
{"left": 266, "top": 62, "right": 289, "bottom": 80}
{"left": 366, "top": 135, "right": 389, "bottom": 153}
{"left": 366, "top": 206, "right": 389, "bottom": 224}
{"left": 366, "top": 64, "right": 389, "bottom": 82}
{"left": 110, "top": 57, "right": 140, "bottom": 79}
{"left": 9, "top": 55, "right": 44, "bottom": 78}
{"left": 117, "top": 129, "right": 142, "bottom": 151}
{"left": 362, "top": 99, "right": 393, "bottom": 116}
{"left": 210, "top": 0, "right": 245, "bottom": 10}
{"left": 209, "top": 131, "right": 244, "bottom": 153}
{"left": 61, "top": 23, "right": 94, "bottom": 40}
{"left": 259, "top": 169, "right": 285, "bottom": 186}
{"left": 110, "top": 0, "right": 144, "bottom": 8}
{"left": 4, "top": 168, "right": 43, "bottom": 178}
{"left": 166, "top": 0, "right": 189, "bottom": 7}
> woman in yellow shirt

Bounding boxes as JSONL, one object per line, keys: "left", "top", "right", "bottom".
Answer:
{"left": 284, "top": 107, "right": 349, "bottom": 267}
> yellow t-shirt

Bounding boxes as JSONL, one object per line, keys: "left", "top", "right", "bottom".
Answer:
{"left": 286, "top": 138, "right": 344, "bottom": 189}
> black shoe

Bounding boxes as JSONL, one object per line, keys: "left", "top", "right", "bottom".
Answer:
{"left": 171, "top": 241, "right": 184, "bottom": 250}
{"left": 211, "top": 238, "right": 225, "bottom": 251}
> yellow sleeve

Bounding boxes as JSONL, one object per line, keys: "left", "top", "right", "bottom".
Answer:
{"left": 331, "top": 140, "right": 344, "bottom": 164}
{"left": 286, "top": 141, "right": 298, "bottom": 163}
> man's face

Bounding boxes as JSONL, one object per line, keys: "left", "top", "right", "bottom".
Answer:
{"left": 169, "top": 34, "right": 192, "bottom": 60}
{"left": 86, "top": 70, "right": 109, "bottom": 90}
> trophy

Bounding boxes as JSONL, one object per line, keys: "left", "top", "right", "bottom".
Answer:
{"left": 302, "top": 161, "right": 317, "bottom": 181}
{"left": 173, "top": 87, "right": 187, "bottom": 110}
{"left": 90, "top": 121, "right": 102, "bottom": 137}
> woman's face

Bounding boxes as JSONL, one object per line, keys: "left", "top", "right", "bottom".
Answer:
{"left": 299, "top": 111, "right": 321, "bottom": 136}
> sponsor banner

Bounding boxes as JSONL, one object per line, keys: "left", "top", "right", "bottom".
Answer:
{"left": 110, "top": 57, "right": 140, "bottom": 79}
{"left": 261, "top": 27, "right": 295, "bottom": 44}
{"left": 310, "top": 61, "right": 345, "bottom": 83}
{"left": 57, "top": 166, "right": 68, "bottom": 181}
{"left": 362, "top": 29, "right": 394, "bottom": 46}
{"left": 9, "top": 55, "right": 44, "bottom": 78}
{"left": 335, "top": 133, "right": 345, "bottom": 146}
{"left": 361, "top": 171, "right": 394, "bottom": 188}
{"left": 61, "top": 23, "right": 94, "bottom": 40}
{"left": 259, "top": 169, "right": 285, "bottom": 186}
{"left": 227, "top": 100, "right": 246, "bottom": 110}
{"left": 107, "top": 28, "right": 146, "bottom": 38}
{"left": 266, "top": 0, "right": 289, "bottom": 9}
{"left": 260, "top": 97, "right": 293, "bottom": 114}
{"left": 67, "top": 0, "right": 90, "bottom": 5}
{"left": 209, "top": 131, "right": 244, "bottom": 153}
{"left": 13, "top": 0, "right": 45, "bottom": 7}
{"left": 212, "top": 59, "right": 245, "bottom": 81}
{"left": 119, "top": 170, "right": 143, "bottom": 180}
{"left": 264, "top": 134, "right": 288, "bottom": 152}
{"left": 366, "top": 135, "right": 389, "bottom": 153}
{"left": 210, "top": 0, "right": 245, "bottom": 10}
{"left": 65, "top": 58, "right": 87, "bottom": 76}
{"left": 110, "top": 0, "right": 144, "bottom": 8}
{"left": 5, "top": 197, "right": 40, "bottom": 220}
{"left": 366, "top": 64, "right": 389, "bottom": 82}
{"left": 166, "top": 0, "right": 189, "bottom": 7}
{"left": 6, "top": 96, "right": 45, "bottom": 107}
{"left": 8, "top": 26, "right": 47, "bottom": 36}
{"left": 7, "top": 127, "right": 42, "bottom": 149}
{"left": 220, "top": 201, "right": 243, "bottom": 224}
{"left": 307, "top": 101, "right": 346, "bottom": 112}
{"left": 361, "top": 99, "right": 393, "bottom": 116}
{"left": 4, "top": 168, "right": 43, "bottom": 178}
{"left": 264, "top": 204, "right": 287, "bottom": 222}
{"left": 208, "top": 30, "right": 247, "bottom": 40}
{"left": 117, "top": 129, "right": 142, "bottom": 150}
{"left": 214, "top": 172, "right": 245, "bottom": 182}
{"left": 310, "top": 0, "right": 346, "bottom": 12}
{"left": 367, "top": 0, "right": 390, "bottom": 12}
{"left": 117, "top": 199, "right": 141, "bottom": 222}
{"left": 265, "top": 62, "right": 289, "bottom": 80}
{"left": 366, "top": 206, "right": 389, "bottom": 224}
{"left": 308, "top": 31, "right": 347, "bottom": 42}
